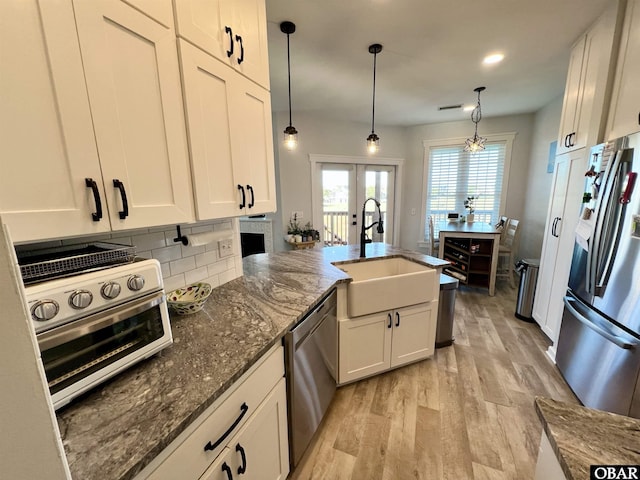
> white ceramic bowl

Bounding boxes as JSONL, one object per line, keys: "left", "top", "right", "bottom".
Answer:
{"left": 167, "top": 282, "right": 212, "bottom": 315}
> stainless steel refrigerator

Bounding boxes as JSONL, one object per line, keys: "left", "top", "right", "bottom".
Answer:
{"left": 556, "top": 132, "right": 640, "bottom": 418}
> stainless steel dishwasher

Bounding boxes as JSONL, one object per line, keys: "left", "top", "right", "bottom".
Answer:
{"left": 284, "top": 288, "right": 337, "bottom": 468}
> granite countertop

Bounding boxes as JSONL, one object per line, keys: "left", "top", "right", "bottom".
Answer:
{"left": 535, "top": 397, "right": 640, "bottom": 480}
{"left": 57, "top": 243, "right": 446, "bottom": 480}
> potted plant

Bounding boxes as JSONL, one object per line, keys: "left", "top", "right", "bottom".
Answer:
{"left": 464, "top": 195, "right": 479, "bottom": 223}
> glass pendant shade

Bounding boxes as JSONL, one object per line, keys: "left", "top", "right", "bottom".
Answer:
{"left": 366, "top": 133, "right": 379, "bottom": 154}
{"left": 464, "top": 86, "right": 487, "bottom": 153}
{"left": 284, "top": 125, "right": 298, "bottom": 151}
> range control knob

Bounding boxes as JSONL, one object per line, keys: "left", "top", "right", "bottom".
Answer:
{"left": 101, "top": 281, "right": 122, "bottom": 299}
{"left": 31, "top": 300, "right": 60, "bottom": 322}
{"left": 69, "top": 290, "right": 93, "bottom": 309}
{"left": 127, "top": 274, "right": 145, "bottom": 291}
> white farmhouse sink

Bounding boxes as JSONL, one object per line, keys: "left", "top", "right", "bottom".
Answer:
{"left": 336, "top": 257, "right": 437, "bottom": 317}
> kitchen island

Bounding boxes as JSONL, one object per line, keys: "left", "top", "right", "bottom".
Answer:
{"left": 57, "top": 244, "right": 447, "bottom": 480}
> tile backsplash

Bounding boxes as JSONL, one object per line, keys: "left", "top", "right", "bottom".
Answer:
{"left": 15, "top": 219, "right": 243, "bottom": 293}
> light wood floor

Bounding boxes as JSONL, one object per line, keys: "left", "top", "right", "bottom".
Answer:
{"left": 290, "top": 282, "right": 578, "bottom": 480}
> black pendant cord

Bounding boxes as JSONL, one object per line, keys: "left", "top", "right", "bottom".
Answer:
{"left": 371, "top": 51, "right": 377, "bottom": 134}
{"left": 287, "top": 32, "right": 293, "bottom": 128}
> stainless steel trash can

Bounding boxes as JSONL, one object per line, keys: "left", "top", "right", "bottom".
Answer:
{"left": 514, "top": 259, "right": 540, "bottom": 322}
{"left": 436, "top": 273, "right": 458, "bottom": 348}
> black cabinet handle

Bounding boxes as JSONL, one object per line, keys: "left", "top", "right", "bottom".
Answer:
{"left": 569, "top": 132, "right": 576, "bottom": 147}
{"left": 387, "top": 313, "right": 392, "bottom": 329}
{"left": 85, "top": 178, "right": 103, "bottom": 221}
{"left": 235, "top": 34, "right": 244, "bottom": 64}
{"left": 395, "top": 311, "right": 400, "bottom": 327}
{"left": 551, "top": 217, "right": 557, "bottom": 237}
{"left": 247, "top": 184, "right": 254, "bottom": 208}
{"left": 238, "top": 184, "right": 246, "bottom": 209}
{"left": 222, "top": 462, "right": 233, "bottom": 480}
{"left": 236, "top": 443, "right": 247, "bottom": 474}
{"left": 637, "top": 112, "right": 640, "bottom": 125}
{"left": 113, "top": 179, "right": 128, "bottom": 219}
{"left": 204, "top": 402, "right": 248, "bottom": 452}
{"left": 225, "top": 26, "right": 234, "bottom": 57}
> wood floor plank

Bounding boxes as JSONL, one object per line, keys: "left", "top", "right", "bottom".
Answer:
{"left": 350, "top": 414, "right": 391, "bottom": 480}
{"left": 472, "top": 462, "right": 511, "bottom": 480}
{"left": 454, "top": 344, "right": 503, "bottom": 470}
{"left": 333, "top": 377, "right": 378, "bottom": 457}
{"left": 414, "top": 406, "right": 443, "bottom": 480}
{"left": 438, "top": 368, "right": 474, "bottom": 480}
{"left": 416, "top": 357, "right": 440, "bottom": 411}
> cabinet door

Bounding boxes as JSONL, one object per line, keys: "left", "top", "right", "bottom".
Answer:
{"left": 556, "top": 35, "right": 586, "bottom": 155}
{"left": 179, "top": 40, "right": 243, "bottom": 219}
{"left": 230, "top": 75, "right": 276, "bottom": 215}
{"left": 73, "top": 0, "right": 194, "bottom": 230}
{"left": 219, "top": 379, "right": 289, "bottom": 480}
{"left": 607, "top": 0, "right": 640, "bottom": 139}
{"left": 338, "top": 311, "right": 392, "bottom": 384}
{"left": 229, "top": 0, "right": 270, "bottom": 89}
{"left": 0, "top": 0, "right": 110, "bottom": 242}
{"left": 533, "top": 156, "right": 570, "bottom": 328}
{"left": 198, "top": 447, "right": 234, "bottom": 480}
{"left": 533, "top": 150, "right": 587, "bottom": 346}
{"left": 390, "top": 303, "right": 436, "bottom": 368}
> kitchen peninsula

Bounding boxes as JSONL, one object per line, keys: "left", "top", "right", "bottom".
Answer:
{"left": 57, "top": 244, "right": 447, "bottom": 480}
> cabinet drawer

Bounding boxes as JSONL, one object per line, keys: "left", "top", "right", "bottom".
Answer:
{"left": 142, "top": 344, "right": 284, "bottom": 480}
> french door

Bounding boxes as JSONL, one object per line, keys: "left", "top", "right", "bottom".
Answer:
{"left": 317, "top": 163, "right": 395, "bottom": 246}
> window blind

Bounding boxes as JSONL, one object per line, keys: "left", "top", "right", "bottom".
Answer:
{"left": 426, "top": 142, "right": 506, "bottom": 239}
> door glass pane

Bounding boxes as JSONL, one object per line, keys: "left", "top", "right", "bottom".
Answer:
{"left": 365, "top": 170, "right": 389, "bottom": 243}
{"left": 322, "top": 170, "right": 350, "bottom": 245}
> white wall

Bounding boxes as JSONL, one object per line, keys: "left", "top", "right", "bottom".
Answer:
{"left": 271, "top": 111, "right": 408, "bottom": 251}
{"left": 519, "top": 95, "right": 564, "bottom": 260}
{"left": 404, "top": 114, "right": 535, "bottom": 253}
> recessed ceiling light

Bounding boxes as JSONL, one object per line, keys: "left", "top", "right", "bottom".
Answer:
{"left": 483, "top": 53, "right": 504, "bottom": 65}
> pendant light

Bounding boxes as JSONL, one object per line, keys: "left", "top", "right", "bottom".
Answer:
{"left": 464, "top": 86, "right": 487, "bottom": 153}
{"left": 280, "top": 21, "right": 298, "bottom": 151}
{"left": 366, "top": 44, "right": 382, "bottom": 154}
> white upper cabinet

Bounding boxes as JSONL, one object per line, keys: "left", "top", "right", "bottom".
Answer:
{"left": 0, "top": 0, "right": 194, "bottom": 243}
{"left": 607, "top": 0, "right": 640, "bottom": 139}
{"left": 556, "top": 1, "right": 622, "bottom": 155}
{"left": 179, "top": 40, "right": 276, "bottom": 219}
{"left": 173, "top": 0, "right": 270, "bottom": 89}
{"left": 0, "top": 0, "right": 110, "bottom": 242}
{"left": 73, "top": 0, "right": 194, "bottom": 231}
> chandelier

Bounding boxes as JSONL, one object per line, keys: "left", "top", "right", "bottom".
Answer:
{"left": 464, "top": 86, "right": 487, "bottom": 153}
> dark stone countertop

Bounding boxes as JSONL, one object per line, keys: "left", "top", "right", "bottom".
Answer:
{"left": 535, "top": 396, "right": 640, "bottom": 480}
{"left": 57, "top": 244, "right": 446, "bottom": 480}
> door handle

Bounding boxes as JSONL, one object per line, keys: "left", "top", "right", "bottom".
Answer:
{"left": 563, "top": 296, "right": 637, "bottom": 349}
{"left": 113, "top": 179, "right": 129, "bottom": 219}
{"left": 236, "top": 443, "right": 247, "bottom": 474}
{"left": 551, "top": 217, "right": 558, "bottom": 237}
{"left": 85, "top": 178, "right": 103, "bottom": 221}
{"left": 225, "top": 26, "right": 234, "bottom": 57}
{"left": 237, "top": 184, "right": 246, "bottom": 209}
{"left": 204, "top": 402, "right": 249, "bottom": 452}
{"left": 221, "top": 462, "right": 233, "bottom": 480}
{"left": 235, "top": 34, "right": 244, "bottom": 64}
{"left": 395, "top": 311, "right": 400, "bottom": 327}
{"left": 246, "top": 184, "right": 254, "bottom": 208}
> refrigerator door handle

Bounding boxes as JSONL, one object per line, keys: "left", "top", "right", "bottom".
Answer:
{"left": 563, "top": 296, "right": 638, "bottom": 349}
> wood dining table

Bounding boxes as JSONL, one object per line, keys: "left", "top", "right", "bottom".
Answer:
{"left": 437, "top": 221, "right": 503, "bottom": 296}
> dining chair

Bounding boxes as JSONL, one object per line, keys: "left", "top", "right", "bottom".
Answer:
{"left": 496, "top": 219, "right": 520, "bottom": 288}
{"left": 429, "top": 215, "right": 440, "bottom": 256}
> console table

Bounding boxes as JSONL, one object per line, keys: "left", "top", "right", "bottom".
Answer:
{"left": 437, "top": 222, "right": 502, "bottom": 296}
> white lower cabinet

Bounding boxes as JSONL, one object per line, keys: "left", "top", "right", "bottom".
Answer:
{"left": 138, "top": 345, "right": 289, "bottom": 480}
{"left": 338, "top": 302, "right": 437, "bottom": 384}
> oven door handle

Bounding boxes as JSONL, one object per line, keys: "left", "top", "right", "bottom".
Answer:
{"left": 37, "top": 291, "right": 165, "bottom": 351}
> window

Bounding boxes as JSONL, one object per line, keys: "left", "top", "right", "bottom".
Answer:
{"left": 422, "top": 133, "right": 514, "bottom": 241}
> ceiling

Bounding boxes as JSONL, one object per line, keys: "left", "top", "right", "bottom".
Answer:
{"left": 266, "top": 0, "right": 611, "bottom": 127}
